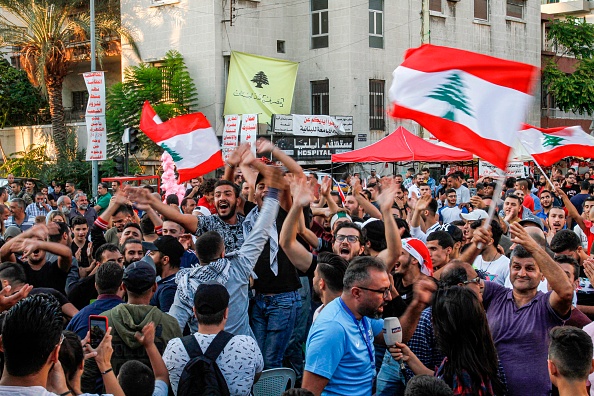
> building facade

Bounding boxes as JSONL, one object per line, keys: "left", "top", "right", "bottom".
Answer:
{"left": 121, "top": 0, "right": 540, "bottom": 162}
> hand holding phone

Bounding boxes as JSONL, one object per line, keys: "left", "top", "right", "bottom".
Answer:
{"left": 89, "top": 315, "right": 108, "bottom": 349}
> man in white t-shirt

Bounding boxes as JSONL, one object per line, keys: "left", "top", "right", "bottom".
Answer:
{"left": 471, "top": 219, "right": 510, "bottom": 285}
{"left": 438, "top": 188, "right": 469, "bottom": 224}
{"left": 408, "top": 173, "right": 424, "bottom": 199}
{"left": 163, "top": 282, "right": 263, "bottom": 396}
{"left": 447, "top": 172, "right": 470, "bottom": 205}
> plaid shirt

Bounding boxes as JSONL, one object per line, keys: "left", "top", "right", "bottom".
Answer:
{"left": 25, "top": 203, "right": 51, "bottom": 218}
{"left": 404, "top": 307, "right": 445, "bottom": 382}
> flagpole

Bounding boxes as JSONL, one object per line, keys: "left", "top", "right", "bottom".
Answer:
{"left": 477, "top": 172, "right": 505, "bottom": 249}
{"left": 532, "top": 157, "right": 555, "bottom": 190}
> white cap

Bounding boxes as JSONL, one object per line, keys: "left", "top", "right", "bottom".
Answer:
{"left": 193, "top": 206, "right": 212, "bottom": 217}
{"left": 460, "top": 209, "right": 489, "bottom": 222}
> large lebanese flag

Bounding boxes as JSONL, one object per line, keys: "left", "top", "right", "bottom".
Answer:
{"left": 519, "top": 124, "right": 594, "bottom": 166}
{"left": 140, "top": 101, "right": 224, "bottom": 183}
{"left": 389, "top": 44, "right": 538, "bottom": 170}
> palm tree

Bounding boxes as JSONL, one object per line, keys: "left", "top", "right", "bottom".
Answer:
{"left": 0, "top": 0, "right": 138, "bottom": 156}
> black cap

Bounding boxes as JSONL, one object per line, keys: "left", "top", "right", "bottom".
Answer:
{"left": 123, "top": 259, "right": 156, "bottom": 294}
{"left": 439, "top": 223, "right": 464, "bottom": 243}
{"left": 142, "top": 235, "right": 185, "bottom": 267}
{"left": 193, "top": 282, "right": 229, "bottom": 315}
{"left": 363, "top": 219, "right": 385, "bottom": 242}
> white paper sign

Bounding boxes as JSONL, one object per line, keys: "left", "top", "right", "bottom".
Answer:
{"left": 292, "top": 114, "right": 345, "bottom": 136}
{"left": 83, "top": 71, "right": 106, "bottom": 116}
{"left": 222, "top": 115, "right": 241, "bottom": 162}
{"left": 85, "top": 116, "right": 107, "bottom": 160}
{"left": 479, "top": 160, "right": 526, "bottom": 178}
{"left": 240, "top": 114, "right": 258, "bottom": 156}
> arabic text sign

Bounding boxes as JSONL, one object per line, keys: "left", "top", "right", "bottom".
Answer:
{"left": 240, "top": 114, "right": 258, "bottom": 156}
{"left": 273, "top": 114, "right": 353, "bottom": 136}
{"left": 223, "top": 51, "right": 298, "bottom": 124}
{"left": 479, "top": 160, "right": 526, "bottom": 178}
{"left": 222, "top": 115, "right": 241, "bottom": 162}
{"left": 275, "top": 136, "right": 355, "bottom": 161}
{"left": 83, "top": 71, "right": 106, "bottom": 117}
{"left": 85, "top": 116, "right": 107, "bottom": 161}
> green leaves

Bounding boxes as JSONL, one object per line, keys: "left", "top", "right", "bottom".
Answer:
{"left": 105, "top": 50, "right": 199, "bottom": 159}
{"left": 543, "top": 17, "right": 594, "bottom": 115}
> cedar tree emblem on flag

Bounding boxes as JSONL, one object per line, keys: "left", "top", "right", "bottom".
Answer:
{"left": 427, "top": 72, "right": 474, "bottom": 122}
{"left": 542, "top": 134, "right": 565, "bottom": 148}
{"left": 389, "top": 44, "right": 538, "bottom": 170}
{"left": 251, "top": 71, "right": 269, "bottom": 88}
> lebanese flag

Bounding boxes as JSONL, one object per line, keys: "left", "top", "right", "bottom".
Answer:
{"left": 140, "top": 101, "right": 224, "bottom": 183}
{"left": 518, "top": 124, "right": 594, "bottom": 166}
{"left": 389, "top": 44, "right": 538, "bottom": 170}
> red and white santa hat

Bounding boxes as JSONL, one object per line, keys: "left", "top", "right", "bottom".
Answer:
{"left": 402, "top": 238, "right": 433, "bottom": 276}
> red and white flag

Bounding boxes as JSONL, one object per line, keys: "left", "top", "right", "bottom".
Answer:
{"left": 389, "top": 44, "right": 538, "bottom": 170}
{"left": 140, "top": 101, "right": 224, "bottom": 183}
{"left": 519, "top": 124, "right": 594, "bottom": 166}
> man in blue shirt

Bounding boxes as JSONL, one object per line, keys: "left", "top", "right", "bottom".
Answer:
{"left": 303, "top": 256, "right": 390, "bottom": 396}
{"left": 67, "top": 261, "right": 124, "bottom": 339}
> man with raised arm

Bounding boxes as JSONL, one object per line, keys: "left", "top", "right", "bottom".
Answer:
{"left": 162, "top": 163, "right": 284, "bottom": 338}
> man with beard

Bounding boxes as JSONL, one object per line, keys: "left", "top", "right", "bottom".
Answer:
{"left": 121, "top": 239, "right": 144, "bottom": 267}
{"left": 546, "top": 206, "right": 567, "bottom": 243}
{"left": 145, "top": 235, "right": 185, "bottom": 312}
{"left": 303, "top": 257, "right": 391, "bottom": 395}
{"left": 70, "top": 192, "right": 97, "bottom": 228}
{"left": 537, "top": 189, "right": 555, "bottom": 222}
{"left": 280, "top": 177, "right": 400, "bottom": 273}
{"left": 126, "top": 179, "right": 245, "bottom": 253}
{"left": 0, "top": 224, "right": 72, "bottom": 295}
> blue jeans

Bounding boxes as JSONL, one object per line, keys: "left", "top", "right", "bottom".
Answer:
{"left": 283, "top": 277, "right": 311, "bottom": 381}
{"left": 376, "top": 350, "right": 406, "bottom": 396}
{"left": 251, "top": 290, "right": 302, "bottom": 369}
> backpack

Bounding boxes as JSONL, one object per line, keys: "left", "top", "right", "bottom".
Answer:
{"left": 177, "top": 331, "right": 234, "bottom": 396}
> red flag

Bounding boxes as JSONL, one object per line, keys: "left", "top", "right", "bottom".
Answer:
{"left": 140, "top": 101, "right": 224, "bottom": 183}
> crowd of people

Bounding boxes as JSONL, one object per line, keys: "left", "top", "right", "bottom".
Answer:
{"left": 0, "top": 138, "right": 594, "bottom": 396}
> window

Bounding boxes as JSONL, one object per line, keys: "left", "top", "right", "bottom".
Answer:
{"left": 311, "top": 80, "right": 329, "bottom": 115}
{"left": 72, "top": 91, "right": 89, "bottom": 112}
{"left": 277, "top": 40, "right": 285, "bottom": 53}
{"left": 369, "top": 0, "right": 383, "bottom": 48}
{"left": 369, "top": 80, "right": 385, "bottom": 130}
{"left": 506, "top": 0, "right": 524, "bottom": 19}
{"left": 474, "top": 0, "right": 488, "bottom": 20}
{"left": 430, "top": 0, "right": 442, "bottom": 13}
{"left": 311, "top": 0, "right": 329, "bottom": 49}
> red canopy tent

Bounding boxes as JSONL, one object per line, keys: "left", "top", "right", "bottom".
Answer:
{"left": 331, "top": 126, "right": 473, "bottom": 163}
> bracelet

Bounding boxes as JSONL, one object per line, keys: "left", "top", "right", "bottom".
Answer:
{"left": 59, "top": 391, "right": 72, "bottom": 396}
{"left": 226, "top": 162, "right": 235, "bottom": 168}
{"left": 100, "top": 367, "right": 113, "bottom": 375}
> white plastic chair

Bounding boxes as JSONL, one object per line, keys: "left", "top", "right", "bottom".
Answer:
{"left": 253, "top": 367, "right": 296, "bottom": 396}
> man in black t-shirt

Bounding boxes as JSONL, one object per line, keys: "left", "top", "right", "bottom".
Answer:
{"left": 0, "top": 224, "right": 73, "bottom": 295}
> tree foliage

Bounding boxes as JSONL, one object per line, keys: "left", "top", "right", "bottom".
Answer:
{"left": 0, "top": 127, "right": 92, "bottom": 192}
{"left": 0, "top": 0, "right": 138, "bottom": 157}
{"left": 105, "top": 50, "right": 198, "bottom": 156}
{"left": 0, "top": 59, "right": 47, "bottom": 128}
{"left": 542, "top": 16, "right": 594, "bottom": 115}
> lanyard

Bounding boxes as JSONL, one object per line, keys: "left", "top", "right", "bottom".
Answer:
{"left": 339, "top": 298, "right": 374, "bottom": 364}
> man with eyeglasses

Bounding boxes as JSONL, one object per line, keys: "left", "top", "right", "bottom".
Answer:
{"left": 303, "top": 257, "right": 394, "bottom": 395}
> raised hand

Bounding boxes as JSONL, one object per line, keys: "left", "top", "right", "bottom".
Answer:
{"left": 134, "top": 322, "right": 156, "bottom": 348}
{"left": 0, "top": 284, "right": 32, "bottom": 313}
{"left": 291, "top": 177, "right": 314, "bottom": 208}
{"left": 256, "top": 138, "right": 275, "bottom": 154}
{"left": 320, "top": 176, "right": 332, "bottom": 197}
{"left": 376, "top": 184, "right": 397, "bottom": 213}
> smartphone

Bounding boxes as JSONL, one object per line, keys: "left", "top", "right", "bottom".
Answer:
{"left": 89, "top": 315, "right": 108, "bottom": 348}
